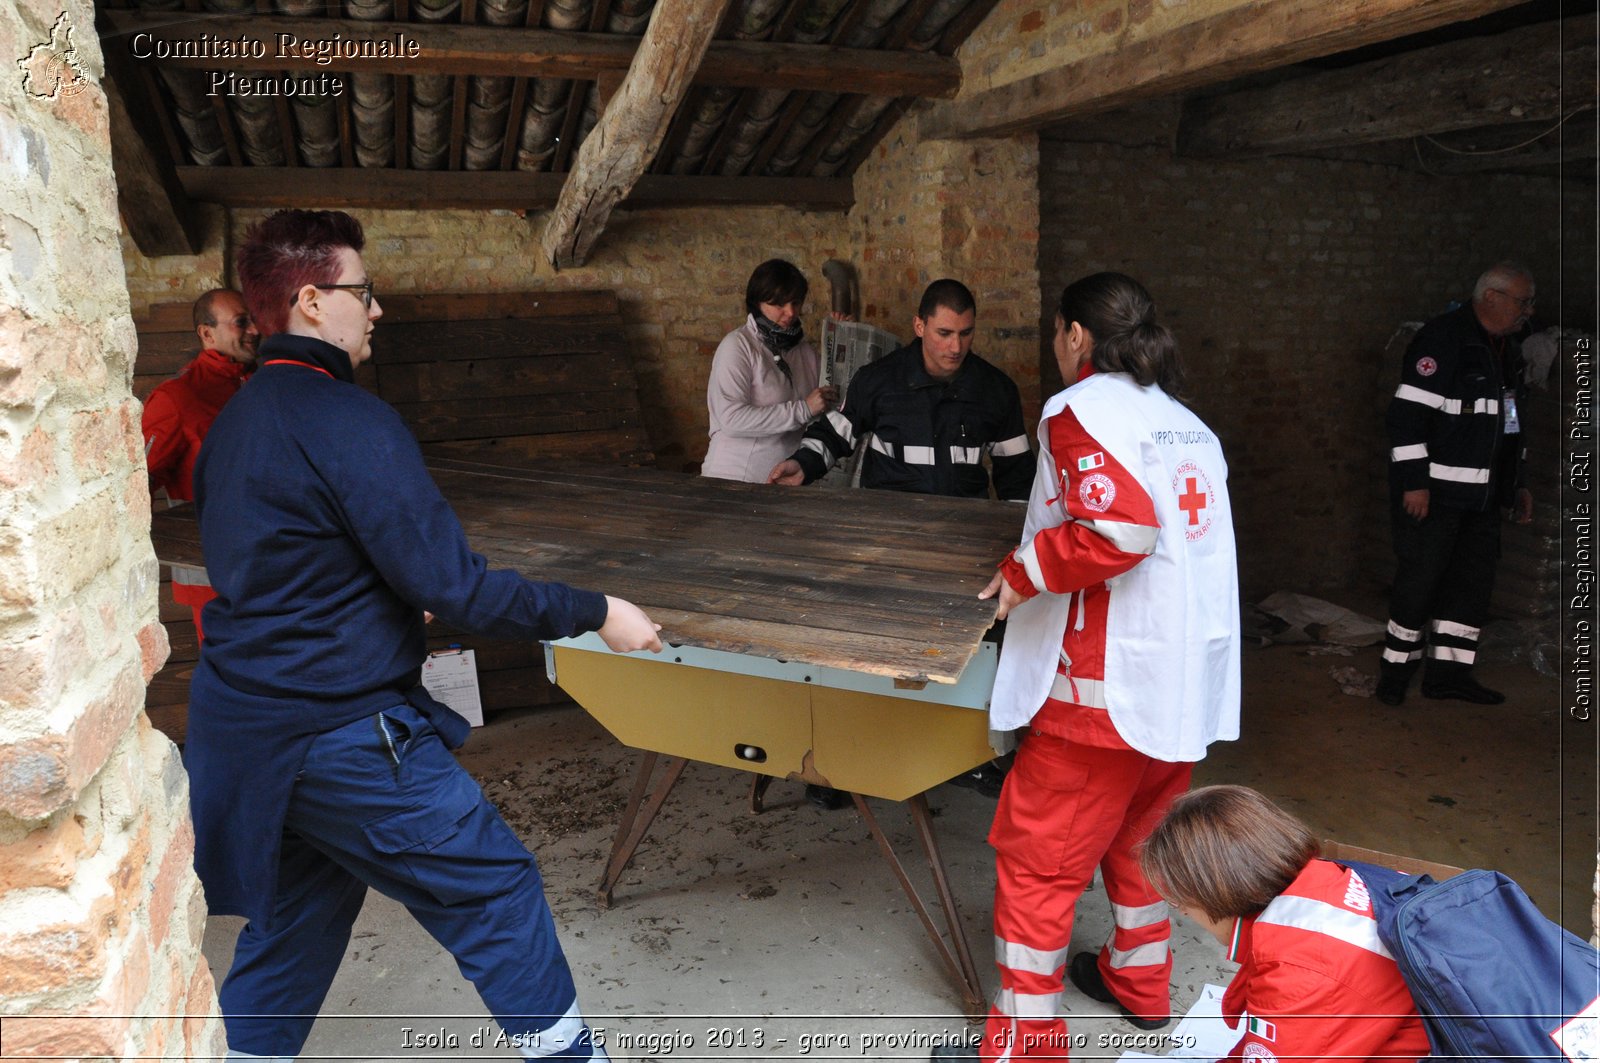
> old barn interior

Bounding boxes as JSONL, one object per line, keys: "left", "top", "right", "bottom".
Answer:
{"left": 1, "top": 0, "right": 1594, "bottom": 1055}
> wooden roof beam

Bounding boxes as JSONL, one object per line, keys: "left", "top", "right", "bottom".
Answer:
{"left": 920, "top": 0, "right": 1531, "bottom": 141}
{"left": 540, "top": 0, "right": 733, "bottom": 268}
{"left": 101, "top": 10, "right": 960, "bottom": 98}
{"left": 97, "top": 4, "right": 205, "bottom": 258}
{"left": 175, "top": 165, "right": 853, "bottom": 211}
{"left": 1178, "top": 14, "right": 1598, "bottom": 158}
{"left": 105, "top": 72, "right": 205, "bottom": 255}
{"left": 1310, "top": 114, "right": 1599, "bottom": 176}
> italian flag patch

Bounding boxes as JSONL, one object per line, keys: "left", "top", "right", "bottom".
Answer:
{"left": 1077, "top": 452, "right": 1104, "bottom": 472}
{"left": 1247, "top": 1017, "right": 1277, "bottom": 1042}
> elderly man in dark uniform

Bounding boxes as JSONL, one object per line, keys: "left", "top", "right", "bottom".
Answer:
{"left": 1377, "top": 261, "right": 1535, "bottom": 707}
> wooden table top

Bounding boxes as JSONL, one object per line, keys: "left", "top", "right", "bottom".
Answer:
{"left": 148, "top": 460, "right": 1026, "bottom": 685}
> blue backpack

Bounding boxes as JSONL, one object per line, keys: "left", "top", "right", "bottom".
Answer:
{"left": 1341, "top": 860, "right": 1600, "bottom": 1061}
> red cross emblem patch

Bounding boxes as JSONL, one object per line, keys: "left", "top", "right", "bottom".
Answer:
{"left": 1172, "top": 460, "right": 1214, "bottom": 541}
{"left": 1078, "top": 472, "right": 1116, "bottom": 513}
{"left": 1415, "top": 356, "right": 1437, "bottom": 377}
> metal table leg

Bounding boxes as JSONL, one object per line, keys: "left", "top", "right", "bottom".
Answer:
{"left": 597, "top": 752, "right": 688, "bottom": 908}
{"left": 852, "top": 791, "right": 986, "bottom": 1015}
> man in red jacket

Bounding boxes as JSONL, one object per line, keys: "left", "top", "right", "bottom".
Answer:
{"left": 142, "top": 288, "right": 258, "bottom": 636}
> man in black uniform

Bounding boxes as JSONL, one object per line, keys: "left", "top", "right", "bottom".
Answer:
{"left": 770, "top": 279, "right": 1035, "bottom": 798}
{"left": 767, "top": 278, "right": 1035, "bottom": 500}
{"left": 1377, "top": 262, "right": 1535, "bottom": 706}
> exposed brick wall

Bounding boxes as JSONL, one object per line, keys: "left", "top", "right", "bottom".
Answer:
{"left": 1038, "top": 137, "right": 1596, "bottom": 597}
{"left": 123, "top": 206, "right": 850, "bottom": 471}
{"left": 0, "top": 0, "right": 223, "bottom": 1053}
{"left": 850, "top": 127, "right": 1044, "bottom": 424}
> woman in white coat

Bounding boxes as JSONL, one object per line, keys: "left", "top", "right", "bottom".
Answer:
{"left": 702, "top": 259, "right": 836, "bottom": 483}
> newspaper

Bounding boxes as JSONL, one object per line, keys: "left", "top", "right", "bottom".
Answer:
{"left": 819, "top": 317, "right": 900, "bottom": 403}
{"left": 816, "top": 318, "right": 901, "bottom": 489}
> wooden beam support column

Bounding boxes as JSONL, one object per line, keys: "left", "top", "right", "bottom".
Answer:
{"left": 540, "top": 0, "right": 733, "bottom": 268}
{"left": 921, "top": 0, "right": 1530, "bottom": 140}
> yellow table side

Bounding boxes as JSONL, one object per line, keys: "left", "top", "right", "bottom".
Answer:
{"left": 552, "top": 647, "right": 993, "bottom": 802}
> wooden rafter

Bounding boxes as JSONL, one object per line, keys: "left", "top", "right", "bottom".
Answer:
{"left": 741, "top": 0, "right": 889, "bottom": 179}
{"left": 843, "top": 96, "right": 911, "bottom": 173}
{"left": 697, "top": 0, "right": 809, "bottom": 176}
{"left": 338, "top": 79, "right": 355, "bottom": 168}
{"left": 552, "top": 83, "right": 589, "bottom": 172}
{"left": 104, "top": 71, "right": 204, "bottom": 255}
{"left": 395, "top": 74, "right": 410, "bottom": 169}
{"left": 138, "top": 65, "right": 187, "bottom": 167}
{"left": 935, "top": 0, "right": 1003, "bottom": 55}
{"left": 498, "top": 0, "right": 546, "bottom": 171}
{"left": 102, "top": 10, "right": 959, "bottom": 98}
{"left": 210, "top": 94, "right": 243, "bottom": 168}
{"left": 176, "top": 166, "right": 852, "bottom": 211}
{"left": 449, "top": 77, "right": 470, "bottom": 170}
{"left": 275, "top": 96, "right": 298, "bottom": 166}
{"left": 797, "top": 94, "right": 863, "bottom": 176}
{"left": 448, "top": 0, "right": 477, "bottom": 171}
{"left": 921, "top": 0, "right": 1530, "bottom": 140}
{"left": 540, "top": 0, "right": 735, "bottom": 268}
{"left": 746, "top": 95, "right": 812, "bottom": 176}
{"left": 651, "top": 86, "right": 705, "bottom": 175}
{"left": 1177, "top": 14, "right": 1598, "bottom": 158}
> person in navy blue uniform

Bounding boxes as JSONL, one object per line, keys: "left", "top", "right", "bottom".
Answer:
{"left": 186, "top": 209, "right": 662, "bottom": 1061}
{"left": 1377, "top": 262, "right": 1535, "bottom": 707}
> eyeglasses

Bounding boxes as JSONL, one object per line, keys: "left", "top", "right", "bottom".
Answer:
{"left": 295, "top": 281, "right": 375, "bottom": 310}
{"left": 1491, "top": 288, "right": 1535, "bottom": 312}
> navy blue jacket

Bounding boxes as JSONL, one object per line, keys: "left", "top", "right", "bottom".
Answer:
{"left": 186, "top": 332, "right": 608, "bottom": 923}
{"left": 1387, "top": 303, "right": 1527, "bottom": 511}
{"left": 790, "top": 341, "right": 1035, "bottom": 500}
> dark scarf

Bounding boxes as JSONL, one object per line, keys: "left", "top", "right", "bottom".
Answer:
{"left": 753, "top": 313, "right": 805, "bottom": 356}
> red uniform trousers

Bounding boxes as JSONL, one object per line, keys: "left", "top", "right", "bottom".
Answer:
{"left": 982, "top": 731, "right": 1191, "bottom": 1061}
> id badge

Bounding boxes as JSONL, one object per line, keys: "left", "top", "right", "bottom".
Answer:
{"left": 1502, "top": 389, "right": 1521, "bottom": 434}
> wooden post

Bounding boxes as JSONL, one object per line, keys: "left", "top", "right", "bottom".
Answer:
{"left": 540, "top": 0, "right": 734, "bottom": 268}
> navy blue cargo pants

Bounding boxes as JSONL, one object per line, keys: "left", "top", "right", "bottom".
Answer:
{"left": 218, "top": 703, "right": 605, "bottom": 1060}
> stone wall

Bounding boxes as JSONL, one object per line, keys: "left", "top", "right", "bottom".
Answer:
{"left": 1038, "top": 137, "right": 1596, "bottom": 596}
{"left": 0, "top": 0, "right": 223, "bottom": 1055}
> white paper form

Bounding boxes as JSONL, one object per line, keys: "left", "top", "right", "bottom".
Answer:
{"left": 1117, "top": 984, "right": 1236, "bottom": 1063}
{"left": 421, "top": 648, "right": 484, "bottom": 727}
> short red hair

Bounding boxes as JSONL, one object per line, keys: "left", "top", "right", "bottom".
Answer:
{"left": 236, "top": 210, "right": 366, "bottom": 337}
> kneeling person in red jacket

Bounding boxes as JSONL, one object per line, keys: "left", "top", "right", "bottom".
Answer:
{"left": 1141, "top": 785, "right": 1431, "bottom": 1063}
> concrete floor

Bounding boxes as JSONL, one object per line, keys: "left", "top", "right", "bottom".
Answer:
{"left": 201, "top": 618, "right": 1588, "bottom": 1061}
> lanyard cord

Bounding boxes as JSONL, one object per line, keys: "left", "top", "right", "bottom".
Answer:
{"left": 261, "top": 358, "right": 334, "bottom": 379}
